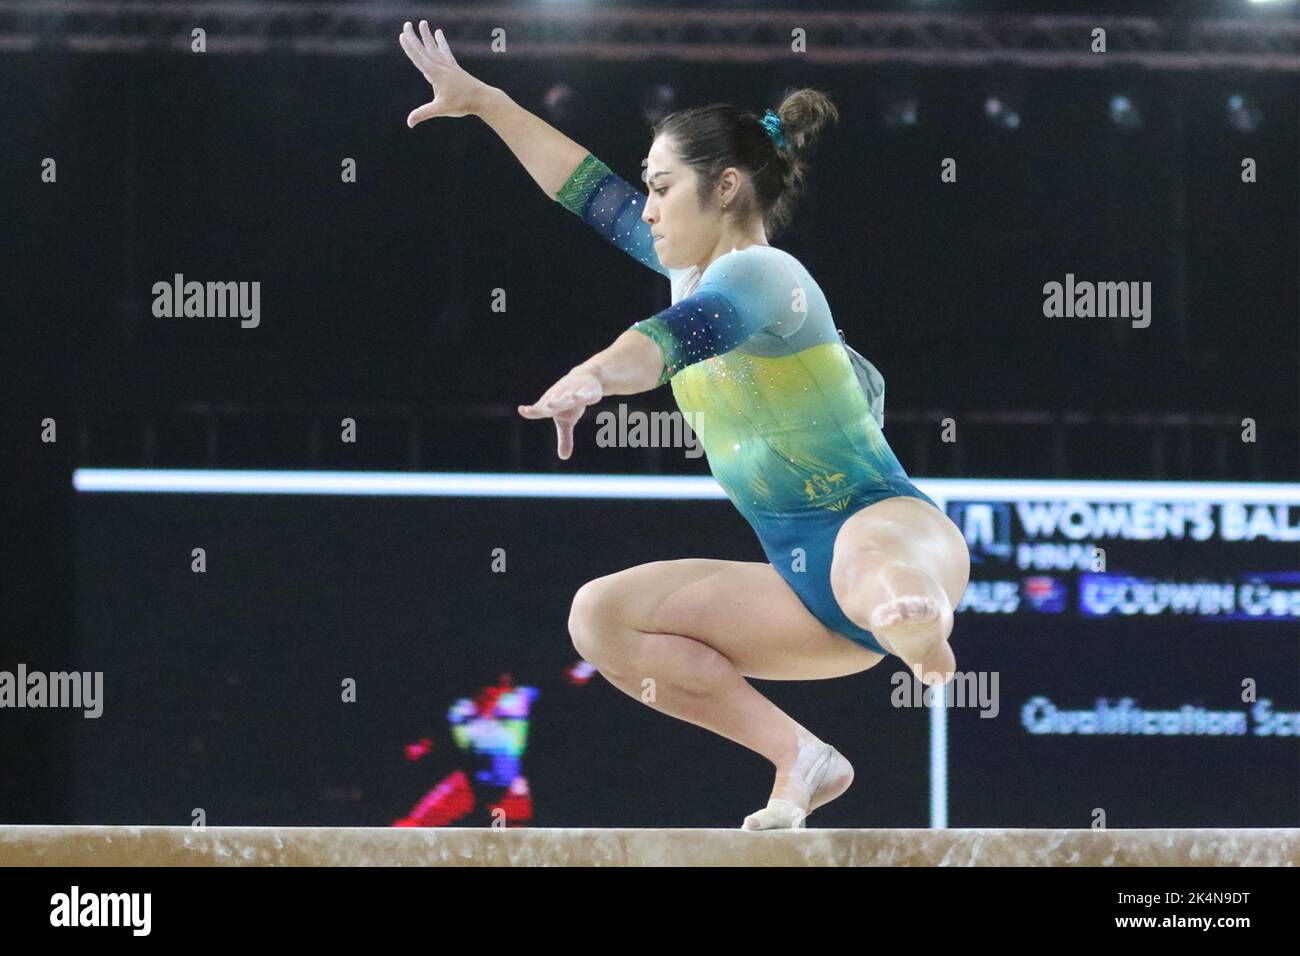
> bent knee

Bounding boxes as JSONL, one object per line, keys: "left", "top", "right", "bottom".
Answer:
{"left": 567, "top": 575, "right": 630, "bottom": 657}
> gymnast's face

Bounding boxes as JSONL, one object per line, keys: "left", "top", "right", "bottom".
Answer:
{"left": 641, "top": 136, "right": 725, "bottom": 270}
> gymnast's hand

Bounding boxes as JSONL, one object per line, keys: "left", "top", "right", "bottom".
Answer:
{"left": 517, "top": 369, "right": 605, "bottom": 461}
{"left": 399, "top": 20, "right": 493, "bottom": 125}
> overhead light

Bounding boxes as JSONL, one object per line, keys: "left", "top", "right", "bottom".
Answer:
{"left": 984, "top": 94, "right": 1021, "bottom": 131}
{"left": 1225, "top": 93, "right": 1262, "bottom": 133}
{"left": 1108, "top": 94, "right": 1144, "bottom": 130}
{"left": 883, "top": 95, "right": 919, "bottom": 129}
{"left": 541, "top": 82, "right": 576, "bottom": 124}
{"left": 641, "top": 83, "right": 675, "bottom": 126}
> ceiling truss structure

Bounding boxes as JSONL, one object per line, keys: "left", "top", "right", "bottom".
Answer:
{"left": 0, "top": 2, "right": 1297, "bottom": 70}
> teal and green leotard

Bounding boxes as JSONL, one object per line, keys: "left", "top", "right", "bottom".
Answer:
{"left": 555, "top": 153, "right": 936, "bottom": 655}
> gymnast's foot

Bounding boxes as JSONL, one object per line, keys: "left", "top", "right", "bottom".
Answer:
{"left": 741, "top": 731, "right": 854, "bottom": 830}
{"left": 870, "top": 594, "right": 945, "bottom": 675}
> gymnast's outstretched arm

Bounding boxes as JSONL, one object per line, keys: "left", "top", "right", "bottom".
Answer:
{"left": 400, "top": 21, "right": 589, "bottom": 195}
{"left": 399, "top": 20, "right": 668, "bottom": 276}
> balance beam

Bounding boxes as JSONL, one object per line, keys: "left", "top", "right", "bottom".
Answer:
{"left": 2, "top": 826, "right": 1297, "bottom": 866}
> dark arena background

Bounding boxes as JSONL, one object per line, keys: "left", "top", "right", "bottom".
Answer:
{"left": 0, "top": 0, "right": 1298, "bottom": 916}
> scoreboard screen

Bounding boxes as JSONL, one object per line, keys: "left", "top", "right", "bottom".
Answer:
{"left": 937, "top": 480, "right": 1300, "bottom": 828}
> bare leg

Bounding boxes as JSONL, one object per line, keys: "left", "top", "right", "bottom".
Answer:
{"left": 568, "top": 559, "right": 882, "bottom": 827}
{"left": 587, "top": 625, "right": 853, "bottom": 824}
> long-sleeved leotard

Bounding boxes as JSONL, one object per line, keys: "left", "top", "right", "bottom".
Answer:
{"left": 554, "top": 152, "right": 936, "bottom": 655}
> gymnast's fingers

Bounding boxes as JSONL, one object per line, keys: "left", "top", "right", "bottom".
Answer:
{"left": 418, "top": 21, "right": 443, "bottom": 59}
{"left": 431, "top": 27, "right": 460, "bottom": 66}
{"left": 555, "top": 418, "right": 575, "bottom": 460}
{"left": 399, "top": 23, "right": 434, "bottom": 76}
{"left": 407, "top": 102, "right": 442, "bottom": 127}
{"left": 517, "top": 401, "right": 551, "bottom": 419}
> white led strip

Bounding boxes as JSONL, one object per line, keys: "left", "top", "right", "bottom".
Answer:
{"left": 72, "top": 469, "right": 1300, "bottom": 503}
{"left": 72, "top": 469, "right": 729, "bottom": 499}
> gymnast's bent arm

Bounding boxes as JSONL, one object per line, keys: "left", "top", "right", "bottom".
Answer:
{"left": 624, "top": 248, "right": 781, "bottom": 384}
{"left": 518, "top": 331, "right": 664, "bottom": 460}
{"left": 518, "top": 250, "right": 780, "bottom": 458}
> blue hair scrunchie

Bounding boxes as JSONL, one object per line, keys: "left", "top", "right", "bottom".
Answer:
{"left": 759, "top": 109, "right": 787, "bottom": 150}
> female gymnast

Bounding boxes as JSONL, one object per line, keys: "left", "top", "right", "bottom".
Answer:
{"left": 401, "top": 21, "right": 971, "bottom": 829}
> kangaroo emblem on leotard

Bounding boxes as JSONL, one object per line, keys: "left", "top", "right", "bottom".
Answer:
{"left": 803, "top": 472, "right": 851, "bottom": 511}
